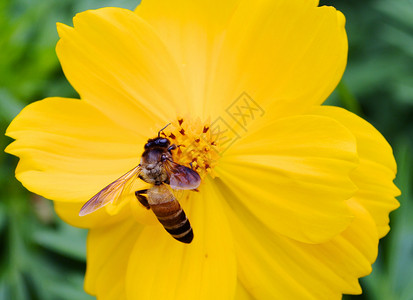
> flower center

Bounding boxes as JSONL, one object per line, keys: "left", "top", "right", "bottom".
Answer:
{"left": 161, "top": 118, "right": 220, "bottom": 179}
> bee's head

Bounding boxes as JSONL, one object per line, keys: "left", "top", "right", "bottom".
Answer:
{"left": 144, "top": 137, "right": 170, "bottom": 149}
{"left": 144, "top": 123, "right": 172, "bottom": 149}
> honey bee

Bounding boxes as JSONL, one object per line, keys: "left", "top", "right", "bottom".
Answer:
{"left": 79, "top": 125, "right": 201, "bottom": 244}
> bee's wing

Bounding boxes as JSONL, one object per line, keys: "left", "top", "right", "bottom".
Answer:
{"left": 79, "top": 165, "right": 141, "bottom": 216}
{"left": 164, "top": 160, "right": 201, "bottom": 190}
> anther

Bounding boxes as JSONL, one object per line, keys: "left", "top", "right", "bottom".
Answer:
{"left": 166, "top": 118, "right": 220, "bottom": 179}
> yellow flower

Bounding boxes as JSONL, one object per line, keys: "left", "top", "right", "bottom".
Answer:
{"left": 5, "top": 0, "right": 400, "bottom": 299}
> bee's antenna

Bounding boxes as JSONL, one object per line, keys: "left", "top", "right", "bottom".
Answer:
{"left": 158, "top": 123, "right": 171, "bottom": 137}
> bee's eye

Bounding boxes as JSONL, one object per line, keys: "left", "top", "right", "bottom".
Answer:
{"left": 144, "top": 142, "right": 152, "bottom": 149}
{"left": 157, "top": 138, "right": 169, "bottom": 146}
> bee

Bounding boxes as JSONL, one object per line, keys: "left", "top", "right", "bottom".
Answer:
{"left": 79, "top": 124, "right": 201, "bottom": 244}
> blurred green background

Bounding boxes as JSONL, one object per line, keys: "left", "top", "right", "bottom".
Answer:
{"left": 0, "top": 0, "right": 412, "bottom": 299}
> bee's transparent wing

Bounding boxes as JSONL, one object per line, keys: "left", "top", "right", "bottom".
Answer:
{"left": 164, "top": 160, "right": 201, "bottom": 190}
{"left": 79, "top": 165, "right": 141, "bottom": 216}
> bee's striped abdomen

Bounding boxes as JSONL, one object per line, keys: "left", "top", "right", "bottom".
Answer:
{"left": 150, "top": 200, "right": 193, "bottom": 244}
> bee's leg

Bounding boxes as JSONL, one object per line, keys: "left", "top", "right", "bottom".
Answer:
{"left": 167, "top": 144, "right": 177, "bottom": 152}
{"left": 135, "top": 189, "right": 150, "bottom": 209}
{"left": 138, "top": 174, "right": 149, "bottom": 183}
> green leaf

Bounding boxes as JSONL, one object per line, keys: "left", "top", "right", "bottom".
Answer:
{"left": 33, "top": 220, "right": 88, "bottom": 261}
{"left": 336, "top": 81, "right": 363, "bottom": 116}
{"left": 387, "top": 139, "right": 413, "bottom": 298}
{"left": 0, "top": 89, "right": 24, "bottom": 123}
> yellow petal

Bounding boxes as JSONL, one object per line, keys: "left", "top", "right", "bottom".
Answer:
{"left": 137, "top": 1, "right": 343, "bottom": 120}
{"left": 205, "top": 0, "right": 347, "bottom": 121}
{"left": 235, "top": 281, "right": 255, "bottom": 300}
{"left": 136, "top": 0, "right": 241, "bottom": 117}
{"left": 313, "top": 106, "right": 400, "bottom": 237}
{"left": 84, "top": 218, "right": 142, "bottom": 299}
{"left": 53, "top": 199, "right": 131, "bottom": 229}
{"left": 220, "top": 177, "right": 378, "bottom": 299}
{"left": 125, "top": 178, "right": 237, "bottom": 300}
{"left": 56, "top": 7, "right": 189, "bottom": 128}
{"left": 216, "top": 115, "right": 358, "bottom": 243}
{"left": 5, "top": 97, "right": 143, "bottom": 205}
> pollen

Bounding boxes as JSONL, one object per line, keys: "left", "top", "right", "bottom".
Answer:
{"left": 161, "top": 118, "right": 221, "bottom": 179}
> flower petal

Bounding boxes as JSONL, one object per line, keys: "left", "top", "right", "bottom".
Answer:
{"left": 136, "top": 0, "right": 241, "bottom": 117}
{"left": 235, "top": 281, "right": 255, "bottom": 300}
{"left": 216, "top": 115, "right": 358, "bottom": 243}
{"left": 84, "top": 218, "right": 142, "bottom": 299}
{"left": 222, "top": 184, "right": 378, "bottom": 299}
{"left": 56, "top": 7, "right": 189, "bottom": 129}
{"left": 205, "top": 0, "right": 347, "bottom": 120}
{"left": 312, "top": 106, "right": 400, "bottom": 237}
{"left": 125, "top": 179, "right": 237, "bottom": 300}
{"left": 5, "top": 97, "right": 143, "bottom": 203}
{"left": 53, "top": 198, "right": 131, "bottom": 229}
